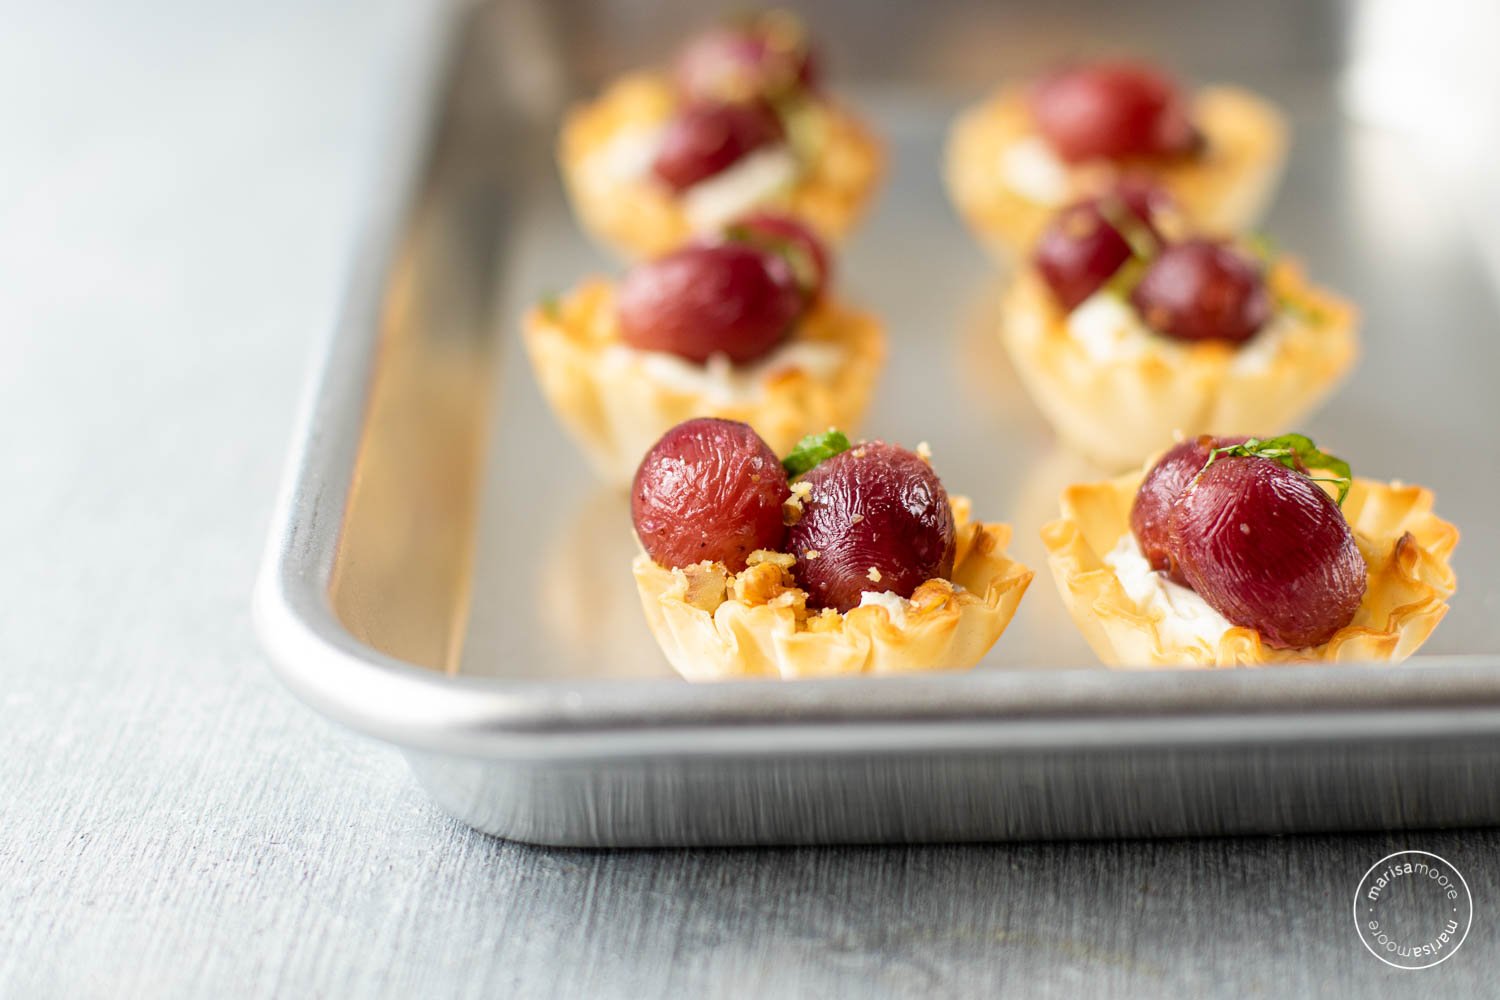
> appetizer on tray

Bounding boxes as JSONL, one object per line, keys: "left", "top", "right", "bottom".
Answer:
{"left": 559, "top": 11, "right": 883, "bottom": 258}
{"left": 999, "top": 183, "right": 1357, "bottom": 468}
{"left": 630, "top": 419, "right": 1033, "bottom": 680}
{"left": 1042, "top": 434, "right": 1458, "bottom": 667}
{"left": 523, "top": 214, "right": 884, "bottom": 486}
{"left": 946, "top": 59, "right": 1287, "bottom": 258}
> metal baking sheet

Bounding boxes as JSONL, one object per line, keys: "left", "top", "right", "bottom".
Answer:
{"left": 256, "top": 0, "right": 1500, "bottom": 845}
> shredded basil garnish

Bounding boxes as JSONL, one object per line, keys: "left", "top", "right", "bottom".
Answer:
{"left": 1200, "top": 433, "right": 1353, "bottom": 506}
{"left": 725, "top": 223, "right": 819, "bottom": 298}
{"left": 1096, "top": 194, "right": 1159, "bottom": 262}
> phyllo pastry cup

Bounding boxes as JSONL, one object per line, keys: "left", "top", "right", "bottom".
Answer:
{"left": 634, "top": 498, "right": 1033, "bottom": 681}
{"left": 945, "top": 85, "right": 1287, "bottom": 259}
{"left": 523, "top": 278, "right": 884, "bottom": 487}
{"left": 1040, "top": 469, "right": 1458, "bottom": 668}
{"left": 1001, "top": 259, "right": 1358, "bottom": 469}
{"left": 559, "top": 73, "right": 883, "bottom": 259}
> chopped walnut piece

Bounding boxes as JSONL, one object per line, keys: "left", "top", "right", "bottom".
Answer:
{"left": 746, "top": 548, "right": 797, "bottom": 569}
{"left": 782, "top": 481, "right": 814, "bottom": 525}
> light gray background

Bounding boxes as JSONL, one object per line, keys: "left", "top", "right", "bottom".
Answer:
{"left": 2, "top": 1, "right": 1497, "bottom": 996}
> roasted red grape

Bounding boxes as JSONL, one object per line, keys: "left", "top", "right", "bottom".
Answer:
{"left": 617, "top": 243, "right": 804, "bottom": 364}
{"left": 1130, "top": 435, "right": 1246, "bottom": 584}
{"left": 1129, "top": 239, "right": 1272, "bottom": 343}
{"left": 632, "top": 418, "right": 790, "bottom": 572}
{"left": 1029, "top": 61, "right": 1198, "bottom": 162}
{"left": 787, "top": 443, "right": 957, "bottom": 613}
{"left": 725, "top": 211, "right": 831, "bottom": 302}
{"left": 1033, "top": 181, "right": 1168, "bottom": 310}
{"left": 674, "top": 21, "right": 818, "bottom": 103}
{"left": 1167, "top": 456, "right": 1365, "bottom": 648}
{"left": 651, "top": 101, "right": 785, "bottom": 192}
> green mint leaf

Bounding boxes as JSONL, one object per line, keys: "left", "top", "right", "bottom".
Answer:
{"left": 1201, "top": 433, "right": 1353, "bottom": 506}
{"left": 1091, "top": 195, "right": 1158, "bottom": 300}
{"left": 1103, "top": 256, "right": 1150, "bottom": 299}
{"left": 777, "top": 96, "right": 825, "bottom": 160}
{"left": 1243, "top": 231, "right": 1279, "bottom": 265}
{"left": 725, "top": 223, "right": 819, "bottom": 299}
{"left": 782, "top": 429, "right": 851, "bottom": 477}
{"left": 539, "top": 293, "right": 561, "bottom": 321}
{"left": 1234, "top": 238, "right": 1326, "bottom": 325}
{"left": 1276, "top": 293, "right": 1327, "bottom": 325}
{"left": 1096, "top": 195, "right": 1159, "bottom": 262}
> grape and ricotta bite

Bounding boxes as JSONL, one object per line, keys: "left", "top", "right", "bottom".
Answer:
{"left": 945, "top": 59, "right": 1287, "bottom": 259}
{"left": 1000, "top": 189, "right": 1358, "bottom": 468}
{"left": 523, "top": 216, "right": 883, "bottom": 486}
{"left": 1041, "top": 434, "right": 1458, "bottom": 667}
{"left": 558, "top": 11, "right": 883, "bottom": 259}
{"left": 630, "top": 421, "right": 1033, "bottom": 680}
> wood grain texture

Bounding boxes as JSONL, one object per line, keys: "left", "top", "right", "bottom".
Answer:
{"left": 0, "top": 1, "right": 1497, "bottom": 997}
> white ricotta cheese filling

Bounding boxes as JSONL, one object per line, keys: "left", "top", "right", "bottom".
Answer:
{"left": 585, "top": 125, "right": 800, "bottom": 232}
{"left": 997, "top": 136, "right": 1073, "bottom": 206}
{"left": 601, "top": 337, "right": 845, "bottom": 406}
{"left": 581, "top": 124, "right": 668, "bottom": 187}
{"left": 1066, "top": 292, "right": 1157, "bottom": 362}
{"left": 1102, "top": 533, "right": 1235, "bottom": 646}
{"left": 1066, "top": 290, "right": 1297, "bottom": 370}
{"left": 856, "top": 590, "right": 911, "bottom": 627}
{"left": 682, "top": 145, "right": 800, "bottom": 231}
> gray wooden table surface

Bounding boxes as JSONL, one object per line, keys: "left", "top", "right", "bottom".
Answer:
{"left": 2, "top": 2, "right": 1496, "bottom": 996}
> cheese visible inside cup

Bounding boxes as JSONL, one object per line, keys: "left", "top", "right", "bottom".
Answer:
{"left": 582, "top": 124, "right": 668, "bottom": 187}
{"left": 856, "top": 590, "right": 911, "bottom": 627}
{"left": 997, "top": 136, "right": 1073, "bottom": 206}
{"left": 1103, "top": 533, "right": 1235, "bottom": 646}
{"left": 1066, "top": 290, "right": 1296, "bottom": 370}
{"left": 1066, "top": 292, "right": 1156, "bottom": 361}
{"left": 601, "top": 337, "right": 844, "bottom": 406}
{"left": 682, "top": 145, "right": 800, "bottom": 231}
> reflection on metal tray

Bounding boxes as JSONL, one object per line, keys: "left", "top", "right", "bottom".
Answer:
{"left": 256, "top": 0, "right": 1500, "bottom": 846}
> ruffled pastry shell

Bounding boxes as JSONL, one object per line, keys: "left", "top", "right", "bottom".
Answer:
{"left": 945, "top": 85, "right": 1287, "bottom": 259}
{"left": 559, "top": 72, "right": 883, "bottom": 259}
{"left": 1041, "top": 469, "right": 1458, "bottom": 668}
{"left": 523, "top": 278, "right": 885, "bottom": 487}
{"left": 1000, "top": 259, "right": 1358, "bottom": 470}
{"left": 633, "top": 498, "right": 1034, "bottom": 680}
